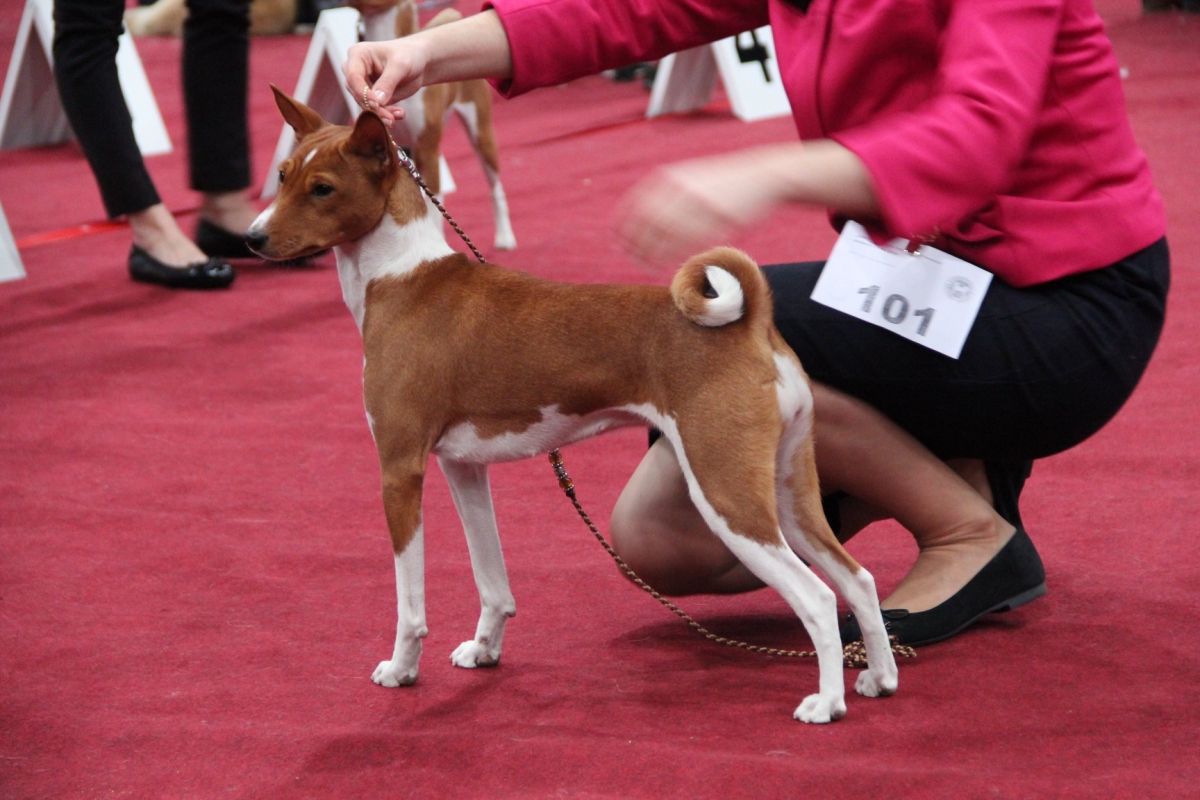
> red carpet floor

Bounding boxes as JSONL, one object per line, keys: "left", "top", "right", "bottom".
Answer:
{"left": 2, "top": 2, "right": 1198, "bottom": 797}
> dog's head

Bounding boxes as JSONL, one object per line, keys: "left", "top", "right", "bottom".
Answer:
{"left": 246, "top": 86, "right": 427, "bottom": 261}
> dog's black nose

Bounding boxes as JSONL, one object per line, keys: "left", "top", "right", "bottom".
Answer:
{"left": 244, "top": 229, "right": 268, "bottom": 253}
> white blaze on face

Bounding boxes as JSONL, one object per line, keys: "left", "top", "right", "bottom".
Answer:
{"left": 249, "top": 204, "right": 275, "bottom": 232}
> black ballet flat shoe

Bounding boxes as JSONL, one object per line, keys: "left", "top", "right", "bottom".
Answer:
{"left": 197, "top": 218, "right": 326, "bottom": 266}
{"left": 195, "top": 218, "right": 260, "bottom": 260}
{"left": 840, "top": 527, "right": 1047, "bottom": 647}
{"left": 128, "top": 245, "right": 235, "bottom": 290}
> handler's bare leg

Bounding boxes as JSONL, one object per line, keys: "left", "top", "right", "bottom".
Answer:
{"left": 609, "top": 383, "right": 1016, "bottom": 612}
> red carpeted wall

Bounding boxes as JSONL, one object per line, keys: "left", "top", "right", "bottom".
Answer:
{"left": 1, "top": 2, "right": 1198, "bottom": 797}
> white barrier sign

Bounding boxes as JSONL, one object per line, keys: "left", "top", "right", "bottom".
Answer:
{"left": 0, "top": 199, "right": 25, "bottom": 283}
{"left": 0, "top": 0, "right": 171, "bottom": 155}
{"left": 648, "top": 26, "right": 791, "bottom": 122}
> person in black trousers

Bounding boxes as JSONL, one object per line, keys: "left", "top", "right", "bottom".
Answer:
{"left": 53, "top": 0, "right": 261, "bottom": 289}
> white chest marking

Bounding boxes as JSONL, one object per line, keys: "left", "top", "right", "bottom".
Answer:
{"left": 335, "top": 197, "right": 453, "bottom": 332}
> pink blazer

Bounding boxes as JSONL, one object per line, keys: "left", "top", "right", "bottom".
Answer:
{"left": 485, "top": 0, "right": 1166, "bottom": 287}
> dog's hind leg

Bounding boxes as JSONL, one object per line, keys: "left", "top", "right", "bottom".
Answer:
{"left": 771, "top": 352, "right": 899, "bottom": 698}
{"left": 372, "top": 454, "right": 430, "bottom": 687}
{"left": 438, "top": 458, "right": 517, "bottom": 668}
{"left": 655, "top": 418, "right": 848, "bottom": 723}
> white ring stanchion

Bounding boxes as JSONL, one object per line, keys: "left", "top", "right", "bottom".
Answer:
{"left": 647, "top": 27, "right": 791, "bottom": 123}
{"left": 0, "top": 0, "right": 172, "bottom": 155}
{"left": 0, "top": 200, "right": 26, "bottom": 283}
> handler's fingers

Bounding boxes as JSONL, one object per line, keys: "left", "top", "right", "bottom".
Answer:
{"left": 343, "top": 44, "right": 379, "bottom": 104}
{"left": 343, "top": 45, "right": 410, "bottom": 119}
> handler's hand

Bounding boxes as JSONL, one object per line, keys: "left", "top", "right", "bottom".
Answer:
{"left": 617, "top": 151, "right": 782, "bottom": 267}
{"left": 343, "top": 39, "right": 430, "bottom": 124}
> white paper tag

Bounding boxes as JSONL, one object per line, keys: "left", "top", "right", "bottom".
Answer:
{"left": 810, "top": 221, "right": 992, "bottom": 359}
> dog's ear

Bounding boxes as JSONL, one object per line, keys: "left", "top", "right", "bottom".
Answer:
{"left": 271, "top": 84, "right": 327, "bottom": 140}
{"left": 347, "top": 110, "right": 397, "bottom": 169}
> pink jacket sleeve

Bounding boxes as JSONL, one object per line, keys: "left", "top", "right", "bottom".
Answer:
{"left": 831, "top": 0, "right": 1065, "bottom": 241}
{"left": 484, "top": 0, "right": 769, "bottom": 97}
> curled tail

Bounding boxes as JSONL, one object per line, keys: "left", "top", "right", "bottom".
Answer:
{"left": 670, "top": 246, "right": 772, "bottom": 328}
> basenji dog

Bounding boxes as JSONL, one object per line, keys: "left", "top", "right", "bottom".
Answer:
{"left": 246, "top": 88, "right": 898, "bottom": 723}
{"left": 351, "top": 0, "right": 517, "bottom": 251}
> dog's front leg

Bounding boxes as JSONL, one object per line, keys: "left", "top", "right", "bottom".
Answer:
{"left": 372, "top": 458, "right": 429, "bottom": 687}
{"left": 438, "top": 458, "right": 516, "bottom": 668}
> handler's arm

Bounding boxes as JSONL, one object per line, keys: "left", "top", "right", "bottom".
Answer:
{"left": 343, "top": 10, "right": 513, "bottom": 123}
{"left": 620, "top": 140, "right": 880, "bottom": 264}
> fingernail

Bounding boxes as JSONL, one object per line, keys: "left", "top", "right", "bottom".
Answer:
{"left": 373, "top": 90, "right": 386, "bottom": 102}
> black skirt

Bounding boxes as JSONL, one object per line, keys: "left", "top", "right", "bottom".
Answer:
{"left": 762, "top": 237, "right": 1170, "bottom": 460}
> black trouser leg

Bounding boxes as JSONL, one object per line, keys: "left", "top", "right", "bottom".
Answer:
{"left": 53, "top": 0, "right": 161, "bottom": 218}
{"left": 183, "top": 0, "right": 251, "bottom": 194}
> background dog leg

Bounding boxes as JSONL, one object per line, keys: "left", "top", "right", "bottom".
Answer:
{"left": 414, "top": 132, "right": 444, "bottom": 197}
{"left": 453, "top": 92, "right": 516, "bottom": 250}
{"left": 438, "top": 458, "right": 517, "bottom": 668}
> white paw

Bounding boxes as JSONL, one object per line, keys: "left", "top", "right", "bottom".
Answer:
{"left": 493, "top": 231, "right": 517, "bottom": 251}
{"left": 372, "top": 659, "right": 418, "bottom": 687}
{"left": 855, "top": 668, "right": 899, "bottom": 698}
{"left": 450, "top": 639, "right": 501, "bottom": 668}
{"left": 793, "top": 693, "right": 847, "bottom": 724}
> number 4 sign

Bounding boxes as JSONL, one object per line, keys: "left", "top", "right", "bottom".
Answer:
{"left": 647, "top": 26, "right": 792, "bottom": 122}
{"left": 810, "top": 221, "right": 993, "bottom": 359}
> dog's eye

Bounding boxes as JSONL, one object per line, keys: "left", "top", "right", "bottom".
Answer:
{"left": 278, "top": 169, "right": 285, "bottom": 185}
{"left": 312, "top": 183, "right": 334, "bottom": 198}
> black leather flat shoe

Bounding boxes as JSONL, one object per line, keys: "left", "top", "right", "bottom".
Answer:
{"left": 197, "top": 218, "right": 326, "bottom": 265}
{"left": 840, "top": 527, "right": 1046, "bottom": 647}
{"left": 195, "top": 218, "right": 259, "bottom": 260}
{"left": 128, "top": 245, "right": 235, "bottom": 289}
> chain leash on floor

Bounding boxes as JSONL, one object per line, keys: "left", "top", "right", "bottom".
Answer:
{"left": 363, "top": 95, "right": 914, "bottom": 669}
{"left": 549, "top": 451, "right": 915, "bottom": 669}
